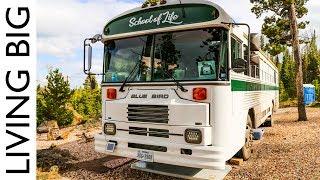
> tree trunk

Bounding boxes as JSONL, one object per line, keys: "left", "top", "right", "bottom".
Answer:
{"left": 289, "top": 2, "right": 308, "bottom": 121}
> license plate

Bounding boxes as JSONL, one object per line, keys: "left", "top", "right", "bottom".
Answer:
{"left": 105, "top": 142, "right": 116, "bottom": 152}
{"left": 137, "top": 150, "right": 154, "bottom": 162}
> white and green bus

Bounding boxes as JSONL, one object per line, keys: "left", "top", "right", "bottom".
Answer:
{"left": 84, "top": 0, "right": 279, "bottom": 177}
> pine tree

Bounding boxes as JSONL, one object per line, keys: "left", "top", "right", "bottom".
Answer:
{"left": 281, "top": 49, "right": 296, "bottom": 98}
{"left": 84, "top": 74, "right": 98, "bottom": 90}
{"left": 71, "top": 75, "right": 101, "bottom": 120}
{"left": 37, "top": 85, "right": 46, "bottom": 126}
{"left": 251, "top": 0, "right": 309, "bottom": 121}
{"left": 84, "top": 75, "right": 101, "bottom": 119}
{"left": 41, "top": 69, "right": 73, "bottom": 126}
{"left": 312, "top": 79, "right": 320, "bottom": 101}
{"left": 305, "top": 31, "right": 320, "bottom": 83}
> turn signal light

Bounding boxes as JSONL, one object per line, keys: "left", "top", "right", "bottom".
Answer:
{"left": 107, "top": 88, "right": 117, "bottom": 99}
{"left": 193, "top": 88, "right": 207, "bottom": 100}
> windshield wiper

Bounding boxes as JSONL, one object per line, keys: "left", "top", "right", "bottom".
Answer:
{"left": 119, "top": 47, "right": 144, "bottom": 92}
{"left": 119, "top": 60, "right": 140, "bottom": 92}
{"left": 163, "top": 69, "right": 188, "bottom": 92}
{"left": 156, "top": 46, "right": 188, "bottom": 92}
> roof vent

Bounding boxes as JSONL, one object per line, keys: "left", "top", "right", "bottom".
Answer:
{"left": 142, "top": 0, "right": 167, "bottom": 8}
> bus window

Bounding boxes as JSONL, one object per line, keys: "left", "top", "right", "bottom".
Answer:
{"left": 231, "top": 37, "right": 242, "bottom": 61}
{"left": 153, "top": 28, "right": 228, "bottom": 81}
{"left": 104, "top": 35, "right": 153, "bottom": 82}
{"left": 231, "top": 37, "right": 247, "bottom": 74}
{"left": 243, "top": 44, "right": 249, "bottom": 61}
{"left": 256, "top": 67, "right": 260, "bottom": 78}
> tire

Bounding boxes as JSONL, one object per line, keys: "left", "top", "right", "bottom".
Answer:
{"left": 237, "top": 115, "right": 253, "bottom": 161}
{"left": 264, "top": 116, "right": 273, "bottom": 127}
{"left": 264, "top": 104, "right": 274, "bottom": 127}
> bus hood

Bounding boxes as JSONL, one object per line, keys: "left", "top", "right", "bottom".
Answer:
{"left": 104, "top": 89, "right": 210, "bottom": 126}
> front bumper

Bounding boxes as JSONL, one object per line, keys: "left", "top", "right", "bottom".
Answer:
{"left": 94, "top": 133, "right": 226, "bottom": 170}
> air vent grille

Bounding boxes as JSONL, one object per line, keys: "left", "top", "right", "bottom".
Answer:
{"left": 127, "top": 105, "right": 169, "bottom": 124}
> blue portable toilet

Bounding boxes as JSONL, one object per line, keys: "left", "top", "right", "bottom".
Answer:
{"left": 303, "top": 84, "right": 316, "bottom": 105}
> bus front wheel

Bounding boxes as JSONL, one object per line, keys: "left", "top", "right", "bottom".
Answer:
{"left": 237, "top": 115, "right": 253, "bottom": 161}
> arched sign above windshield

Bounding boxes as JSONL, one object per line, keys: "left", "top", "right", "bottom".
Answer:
{"left": 129, "top": 11, "right": 183, "bottom": 28}
{"left": 104, "top": 4, "right": 219, "bottom": 36}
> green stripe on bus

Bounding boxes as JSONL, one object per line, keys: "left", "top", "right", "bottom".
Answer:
{"left": 231, "top": 80, "right": 279, "bottom": 91}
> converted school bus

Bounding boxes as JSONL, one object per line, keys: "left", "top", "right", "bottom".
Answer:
{"left": 83, "top": 0, "right": 279, "bottom": 177}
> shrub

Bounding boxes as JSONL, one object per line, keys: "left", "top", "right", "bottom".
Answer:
{"left": 313, "top": 79, "right": 320, "bottom": 101}
{"left": 37, "top": 85, "right": 46, "bottom": 126}
{"left": 70, "top": 75, "right": 101, "bottom": 120}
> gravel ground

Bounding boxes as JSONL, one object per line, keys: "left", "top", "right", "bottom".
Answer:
{"left": 37, "top": 107, "right": 320, "bottom": 180}
{"left": 226, "top": 107, "right": 320, "bottom": 179}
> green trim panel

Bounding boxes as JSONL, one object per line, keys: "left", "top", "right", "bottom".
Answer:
{"left": 104, "top": 4, "right": 219, "bottom": 35}
{"left": 231, "top": 80, "right": 279, "bottom": 92}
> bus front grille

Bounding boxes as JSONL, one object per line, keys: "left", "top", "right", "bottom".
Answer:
{"left": 149, "top": 128, "right": 169, "bottom": 138}
{"left": 129, "top": 127, "right": 147, "bottom": 136}
{"left": 127, "top": 105, "right": 169, "bottom": 124}
{"left": 128, "top": 127, "right": 169, "bottom": 138}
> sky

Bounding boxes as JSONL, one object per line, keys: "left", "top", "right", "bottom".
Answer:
{"left": 37, "top": 0, "right": 320, "bottom": 88}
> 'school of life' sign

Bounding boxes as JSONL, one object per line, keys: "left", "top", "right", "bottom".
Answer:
{"left": 104, "top": 4, "right": 219, "bottom": 35}
{"left": 129, "top": 11, "right": 183, "bottom": 27}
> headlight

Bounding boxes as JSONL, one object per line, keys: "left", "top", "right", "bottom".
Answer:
{"left": 104, "top": 123, "right": 116, "bottom": 135}
{"left": 185, "top": 129, "right": 202, "bottom": 144}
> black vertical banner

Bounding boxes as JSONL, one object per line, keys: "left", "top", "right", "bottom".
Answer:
{"left": 0, "top": 0, "right": 36, "bottom": 179}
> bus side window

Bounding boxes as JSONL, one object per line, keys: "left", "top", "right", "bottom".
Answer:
{"left": 243, "top": 44, "right": 249, "bottom": 62}
{"left": 231, "top": 37, "right": 247, "bottom": 74}
{"left": 231, "top": 37, "right": 242, "bottom": 62}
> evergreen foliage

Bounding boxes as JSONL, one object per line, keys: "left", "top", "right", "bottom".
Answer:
{"left": 70, "top": 75, "right": 102, "bottom": 120}
{"left": 251, "top": 0, "right": 309, "bottom": 56}
{"left": 37, "top": 69, "right": 74, "bottom": 126}
{"left": 304, "top": 32, "right": 320, "bottom": 84}
{"left": 37, "top": 85, "right": 46, "bottom": 126}
{"left": 312, "top": 79, "right": 320, "bottom": 101}
{"left": 281, "top": 49, "right": 296, "bottom": 99}
{"left": 279, "top": 31, "right": 320, "bottom": 102}
{"left": 37, "top": 71, "right": 102, "bottom": 127}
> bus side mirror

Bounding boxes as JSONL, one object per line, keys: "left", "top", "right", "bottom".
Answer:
{"left": 83, "top": 34, "right": 102, "bottom": 75}
{"left": 85, "top": 44, "right": 92, "bottom": 73}
{"left": 84, "top": 38, "right": 93, "bottom": 74}
{"left": 232, "top": 58, "right": 247, "bottom": 73}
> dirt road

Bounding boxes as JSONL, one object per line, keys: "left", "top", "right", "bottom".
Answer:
{"left": 37, "top": 107, "right": 320, "bottom": 179}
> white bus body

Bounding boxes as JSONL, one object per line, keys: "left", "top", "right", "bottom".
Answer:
{"left": 88, "top": 0, "right": 279, "bottom": 172}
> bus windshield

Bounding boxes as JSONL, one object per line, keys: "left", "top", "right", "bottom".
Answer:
{"left": 103, "top": 28, "right": 228, "bottom": 83}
